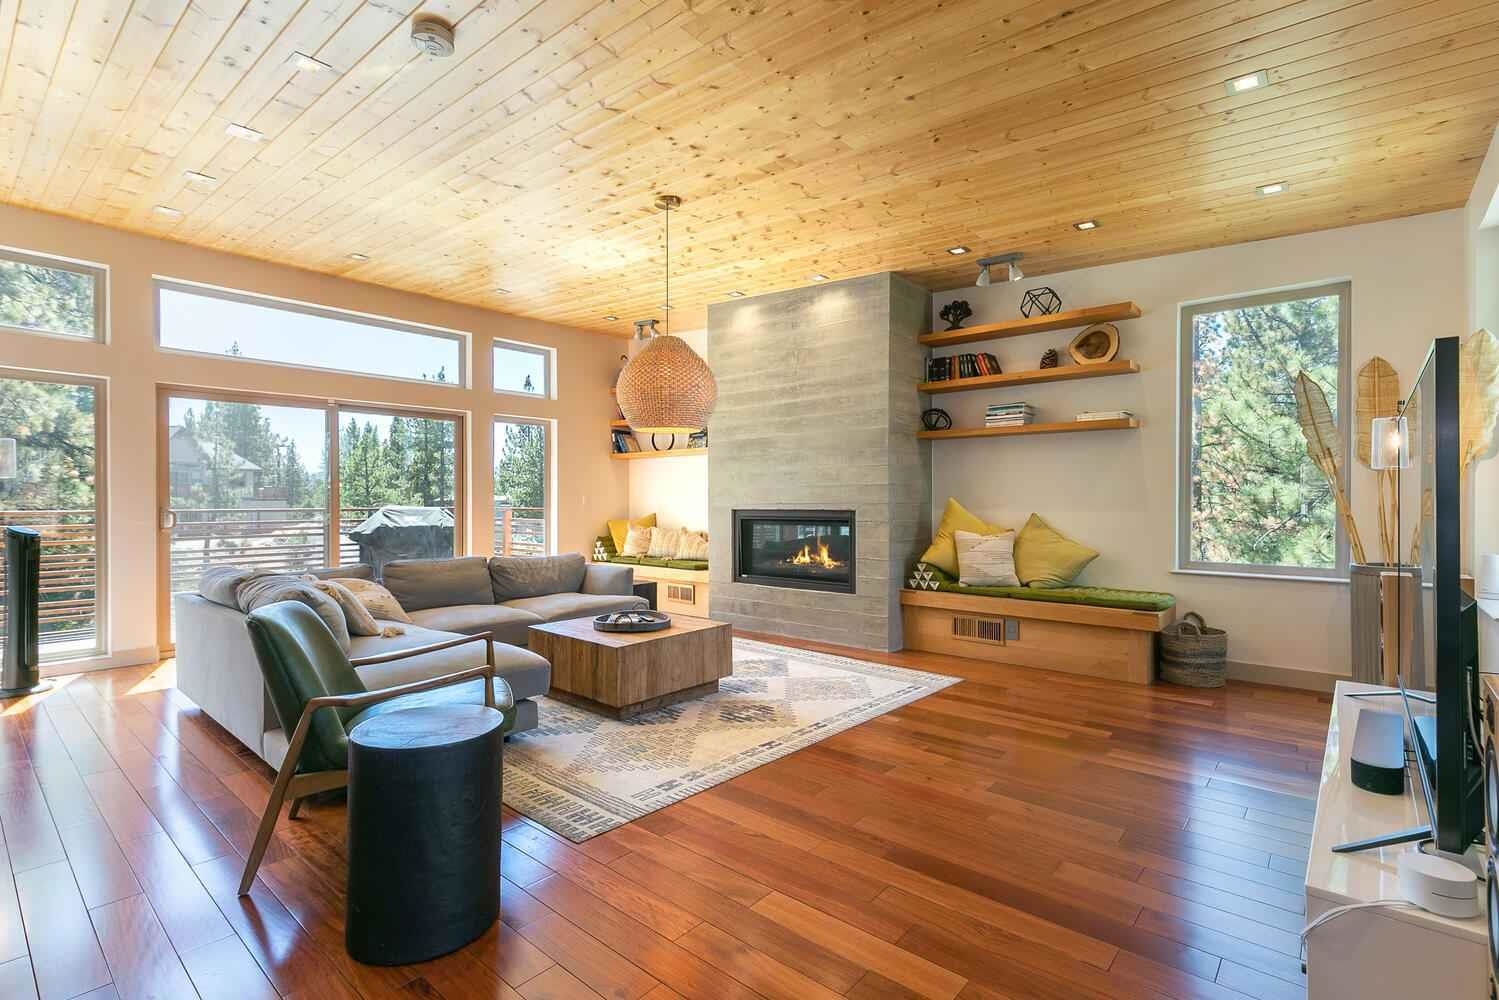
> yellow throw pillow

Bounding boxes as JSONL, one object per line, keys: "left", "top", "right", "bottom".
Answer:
{"left": 1013, "top": 513, "right": 1098, "bottom": 588}
{"left": 919, "top": 497, "right": 1007, "bottom": 577}
{"left": 607, "top": 513, "right": 656, "bottom": 553}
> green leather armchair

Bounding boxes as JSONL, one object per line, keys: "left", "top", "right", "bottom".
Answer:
{"left": 238, "top": 601, "right": 516, "bottom": 895}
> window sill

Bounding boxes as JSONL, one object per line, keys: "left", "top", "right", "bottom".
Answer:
{"left": 1171, "top": 567, "right": 1347, "bottom": 585}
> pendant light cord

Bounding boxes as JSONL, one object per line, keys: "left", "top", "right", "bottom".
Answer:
{"left": 663, "top": 200, "right": 670, "bottom": 338}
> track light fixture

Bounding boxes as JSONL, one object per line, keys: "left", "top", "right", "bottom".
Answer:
{"left": 975, "top": 253, "right": 1024, "bottom": 287}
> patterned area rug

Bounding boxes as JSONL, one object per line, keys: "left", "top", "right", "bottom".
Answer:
{"left": 501, "top": 637, "right": 960, "bottom": 841}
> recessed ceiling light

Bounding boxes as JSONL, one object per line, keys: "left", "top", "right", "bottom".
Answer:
{"left": 224, "top": 122, "right": 264, "bottom": 142}
{"left": 1257, "top": 182, "right": 1288, "bottom": 196}
{"left": 347, "top": 252, "right": 370, "bottom": 262}
{"left": 182, "top": 170, "right": 217, "bottom": 187}
{"left": 946, "top": 246, "right": 970, "bottom": 255}
{"left": 1073, "top": 220, "right": 1098, "bottom": 231}
{"left": 603, "top": 315, "right": 618, "bottom": 321}
{"left": 1226, "top": 70, "right": 1269, "bottom": 95}
{"left": 152, "top": 205, "right": 183, "bottom": 219}
{"left": 727, "top": 290, "right": 745, "bottom": 298}
{"left": 658, "top": 303, "right": 673, "bottom": 311}
{"left": 290, "top": 51, "right": 333, "bottom": 73}
{"left": 809, "top": 273, "right": 828, "bottom": 282}
{"left": 494, "top": 287, "right": 511, "bottom": 294}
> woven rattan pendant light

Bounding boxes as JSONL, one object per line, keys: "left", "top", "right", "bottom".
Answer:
{"left": 616, "top": 195, "right": 717, "bottom": 435}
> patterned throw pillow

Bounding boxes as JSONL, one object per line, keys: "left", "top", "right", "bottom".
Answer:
{"left": 674, "top": 530, "right": 709, "bottom": 561}
{"left": 955, "top": 529, "right": 1019, "bottom": 587}
{"left": 607, "top": 513, "right": 656, "bottom": 553}
{"left": 305, "top": 577, "right": 384, "bottom": 636}
{"left": 330, "top": 577, "right": 413, "bottom": 624}
{"left": 622, "top": 525, "right": 654, "bottom": 557}
{"left": 648, "top": 527, "right": 684, "bottom": 559}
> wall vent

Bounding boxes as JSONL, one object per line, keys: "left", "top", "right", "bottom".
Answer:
{"left": 667, "top": 583, "right": 696, "bottom": 604}
{"left": 952, "top": 616, "right": 1005, "bottom": 644}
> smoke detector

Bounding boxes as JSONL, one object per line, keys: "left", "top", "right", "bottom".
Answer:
{"left": 411, "top": 16, "right": 455, "bottom": 57}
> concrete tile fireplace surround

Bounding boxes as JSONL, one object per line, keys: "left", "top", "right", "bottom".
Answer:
{"left": 707, "top": 272, "right": 932, "bottom": 651}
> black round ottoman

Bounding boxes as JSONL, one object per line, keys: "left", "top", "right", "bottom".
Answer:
{"left": 345, "top": 703, "right": 504, "bottom": 965}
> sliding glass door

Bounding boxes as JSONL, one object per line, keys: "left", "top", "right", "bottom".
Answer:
{"left": 159, "top": 390, "right": 462, "bottom": 647}
{"left": 0, "top": 373, "right": 104, "bottom": 662}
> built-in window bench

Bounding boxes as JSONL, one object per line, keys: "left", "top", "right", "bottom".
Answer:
{"left": 899, "top": 588, "right": 1175, "bottom": 684}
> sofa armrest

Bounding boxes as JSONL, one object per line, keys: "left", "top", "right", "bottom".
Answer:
{"left": 173, "top": 593, "right": 274, "bottom": 756}
{"left": 583, "top": 562, "right": 635, "bottom": 595}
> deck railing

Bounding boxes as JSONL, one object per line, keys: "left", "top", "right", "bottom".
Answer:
{"left": 0, "top": 509, "right": 100, "bottom": 653}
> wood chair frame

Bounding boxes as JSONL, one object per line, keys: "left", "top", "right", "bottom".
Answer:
{"left": 238, "top": 631, "right": 498, "bottom": 895}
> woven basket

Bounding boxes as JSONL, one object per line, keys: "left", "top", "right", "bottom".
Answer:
{"left": 1159, "top": 612, "right": 1228, "bottom": 688}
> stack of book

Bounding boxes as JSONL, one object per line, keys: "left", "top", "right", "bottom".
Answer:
{"left": 926, "top": 352, "right": 1002, "bottom": 382}
{"left": 1075, "top": 409, "right": 1134, "bottom": 422}
{"left": 611, "top": 429, "right": 641, "bottom": 453}
{"left": 985, "top": 402, "right": 1035, "bottom": 427}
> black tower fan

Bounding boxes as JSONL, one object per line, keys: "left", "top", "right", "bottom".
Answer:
{"left": 1, "top": 526, "right": 52, "bottom": 697}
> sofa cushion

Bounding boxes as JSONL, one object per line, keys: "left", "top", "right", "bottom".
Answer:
{"left": 199, "top": 566, "right": 256, "bottom": 609}
{"left": 382, "top": 556, "right": 494, "bottom": 612}
{"left": 489, "top": 553, "right": 587, "bottom": 601}
{"left": 502, "top": 592, "right": 648, "bottom": 623}
{"left": 906, "top": 563, "right": 1173, "bottom": 612}
{"left": 602, "top": 554, "right": 709, "bottom": 571}
{"left": 235, "top": 575, "right": 351, "bottom": 651}
{"left": 348, "top": 623, "right": 552, "bottom": 700}
{"left": 406, "top": 604, "right": 542, "bottom": 647}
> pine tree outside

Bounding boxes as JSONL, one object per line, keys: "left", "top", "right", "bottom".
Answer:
{"left": 1179, "top": 282, "right": 1350, "bottom": 577}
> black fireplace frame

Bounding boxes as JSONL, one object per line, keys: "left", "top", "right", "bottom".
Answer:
{"left": 731, "top": 508, "right": 856, "bottom": 594}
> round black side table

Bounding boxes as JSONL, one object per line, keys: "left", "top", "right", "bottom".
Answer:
{"left": 345, "top": 703, "right": 504, "bottom": 965}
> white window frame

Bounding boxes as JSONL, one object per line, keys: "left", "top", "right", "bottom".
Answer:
{"left": 153, "top": 276, "right": 469, "bottom": 388}
{"left": 1176, "top": 279, "right": 1352, "bottom": 581}
{"left": 0, "top": 245, "right": 108, "bottom": 343}
{"left": 491, "top": 337, "right": 554, "bottom": 400}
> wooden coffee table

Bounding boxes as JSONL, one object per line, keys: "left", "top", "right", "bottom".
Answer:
{"left": 527, "top": 614, "right": 733, "bottom": 720}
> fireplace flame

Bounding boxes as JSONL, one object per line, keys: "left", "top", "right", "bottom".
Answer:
{"left": 790, "top": 536, "right": 841, "bottom": 569}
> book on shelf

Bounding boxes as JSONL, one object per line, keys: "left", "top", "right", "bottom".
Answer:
{"left": 926, "top": 352, "right": 1002, "bottom": 382}
{"left": 1075, "top": 409, "right": 1134, "bottom": 422}
{"left": 611, "top": 429, "right": 641, "bottom": 453}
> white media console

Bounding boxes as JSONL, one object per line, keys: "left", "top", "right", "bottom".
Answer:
{"left": 1304, "top": 681, "right": 1487, "bottom": 998}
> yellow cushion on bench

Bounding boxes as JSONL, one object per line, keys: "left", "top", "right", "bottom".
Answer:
{"left": 920, "top": 498, "right": 1007, "bottom": 577}
{"left": 1014, "top": 513, "right": 1098, "bottom": 589}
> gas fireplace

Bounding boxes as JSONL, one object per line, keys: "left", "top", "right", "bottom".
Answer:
{"left": 732, "top": 509, "right": 856, "bottom": 593}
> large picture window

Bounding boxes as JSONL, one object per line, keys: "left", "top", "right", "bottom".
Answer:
{"left": 494, "top": 419, "right": 549, "bottom": 556}
{"left": 156, "top": 278, "right": 465, "bottom": 387}
{"left": 1178, "top": 282, "right": 1350, "bottom": 578}
{"left": 0, "top": 247, "right": 106, "bottom": 341}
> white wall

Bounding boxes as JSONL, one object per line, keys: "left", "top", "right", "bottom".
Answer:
{"left": 929, "top": 210, "right": 1468, "bottom": 680}
{"left": 626, "top": 327, "right": 710, "bottom": 531}
{"left": 1466, "top": 129, "right": 1499, "bottom": 565}
{"left": 0, "top": 203, "right": 628, "bottom": 673}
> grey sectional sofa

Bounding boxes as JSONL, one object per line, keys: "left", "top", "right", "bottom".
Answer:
{"left": 175, "top": 553, "right": 645, "bottom": 768}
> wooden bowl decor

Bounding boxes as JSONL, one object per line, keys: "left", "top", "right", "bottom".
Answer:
{"left": 1019, "top": 287, "right": 1062, "bottom": 318}
{"left": 593, "top": 610, "right": 672, "bottom": 633}
{"left": 1068, "top": 323, "right": 1119, "bottom": 365}
{"left": 921, "top": 408, "right": 953, "bottom": 431}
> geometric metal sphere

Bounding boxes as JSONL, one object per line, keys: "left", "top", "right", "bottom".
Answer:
{"left": 616, "top": 335, "right": 718, "bottom": 434}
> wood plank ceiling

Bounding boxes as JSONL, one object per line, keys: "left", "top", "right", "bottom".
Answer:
{"left": 0, "top": 0, "right": 1495, "bottom": 335}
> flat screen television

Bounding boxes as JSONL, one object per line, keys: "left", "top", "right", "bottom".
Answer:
{"left": 1397, "top": 336, "right": 1483, "bottom": 856}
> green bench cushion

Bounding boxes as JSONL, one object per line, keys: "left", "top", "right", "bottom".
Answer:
{"left": 907, "top": 562, "right": 1173, "bottom": 612}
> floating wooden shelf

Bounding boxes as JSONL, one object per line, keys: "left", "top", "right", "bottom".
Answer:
{"left": 609, "top": 419, "right": 630, "bottom": 429}
{"left": 609, "top": 449, "right": 710, "bottom": 461}
{"left": 919, "top": 359, "right": 1139, "bottom": 395}
{"left": 919, "top": 302, "right": 1142, "bottom": 348}
{"left": 917, "top": 418, "right": 1138, "bottom": 440}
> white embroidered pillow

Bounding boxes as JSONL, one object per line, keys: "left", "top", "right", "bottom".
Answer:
{"left": 955, "top": 529, "right": 1019, "bottom": 587}
{"left": 622, "top": 525, "right": 654, "bottom": 557}
{"left": 648, "top": 527, "right": 684, "bottom": 559}
{"left": 304, "top": 577, "right": 383, "bottom": 636}
{"left": 674, "top": 530, "right": 709, "bottom": 561}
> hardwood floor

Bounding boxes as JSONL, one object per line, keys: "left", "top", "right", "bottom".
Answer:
{"left": 0, "top": 633, "right": 1331, "bottom": 1000}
